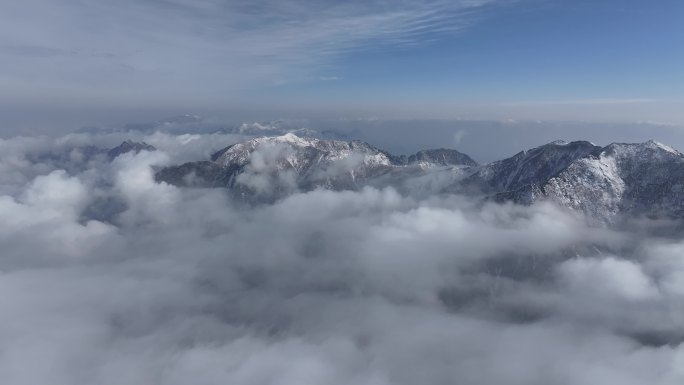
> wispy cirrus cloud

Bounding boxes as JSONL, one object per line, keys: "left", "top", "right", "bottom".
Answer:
{"left": 0, "top": 0, "right": 513, "bottom": 107}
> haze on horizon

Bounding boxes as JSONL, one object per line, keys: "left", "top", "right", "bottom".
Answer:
{"left": 1, "top": 0, "right": 683, "bottom": 133}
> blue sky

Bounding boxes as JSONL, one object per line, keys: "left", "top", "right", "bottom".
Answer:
{"left": 1, "top": 0, "right": 682, "bottom": 127}
{"left": 271, "top": 0, "right": 683, "bottom": 111}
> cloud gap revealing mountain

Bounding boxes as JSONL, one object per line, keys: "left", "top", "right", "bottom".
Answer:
{"left": 154, "top": 134, "right": 684, "bottom": 223}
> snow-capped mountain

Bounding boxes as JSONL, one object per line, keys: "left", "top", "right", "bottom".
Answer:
{"left": 517, "top": 140, "right": 684, "bottom": 221}
{"left": 77, "top": 116, "right": 349, "bottom": 139}
{"left": 461, "top": 140, "right": 600, "bottom": 194}
{"left": 406, "top": 149, "right": 479, "bottom": 168}
{"left": 465, "top": 139, "right": 684, "bottom": 222}
{"left": 155, "top": 133, "right": 476, "bottom": 198}
{"left": 231, "top": 121, "right": 321, "bottom": 137}
{"left": 155, "top": 134, "right": 684, "bottom": 222}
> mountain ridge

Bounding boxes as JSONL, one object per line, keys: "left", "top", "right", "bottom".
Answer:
{"left": 154, "top": 134, "right": 684, "bottom": 222}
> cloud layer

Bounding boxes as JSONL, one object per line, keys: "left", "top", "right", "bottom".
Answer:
{"left": 0, "top": 132, "right": 683, "bottom": 384}
{"left": 0, "top": 0, "right": 505, "bottom": 108}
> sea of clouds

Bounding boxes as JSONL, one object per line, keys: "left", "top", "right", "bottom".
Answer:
{"left": 1, "top": 132, "right": 683, "bottom": 384}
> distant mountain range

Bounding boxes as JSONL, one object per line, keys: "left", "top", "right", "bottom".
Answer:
{"left": 154, "top": 134, "right": 684, "bottom": 223}
{"left": 29, "top": 140, "right": 156, "bottom": 173}
{"left": 76, "top": 115, "right": 348, "bottom": 139}
{"left": 46, "top": 134, "right": 682, "bottom": 224}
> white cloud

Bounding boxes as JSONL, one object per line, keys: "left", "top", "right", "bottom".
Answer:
{"left": 453, "top": 128, "right": 467, "bottom": 146}
{"left": 0, "top": 0, "right": 508, "bottom": 107}
{"left": 557, "top": 256, "right": 659, "bottom": 301}
{"left": 1, "top": 132, "right": 684, "bottom": 384}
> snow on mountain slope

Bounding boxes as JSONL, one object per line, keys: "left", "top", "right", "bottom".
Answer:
{"left": 234, "top": 122, "right": 321, "bottom": 138}
{"left": 155, "top": 134, "right": 477, "bottom": 197}
{"left": 539, "top": 140, "right": 684, "bottom": 221}
{"left": 212, "top": 133, "right": 394, "bottom": 170}
{"left": 462, "top": 140, "right": 600, "bottom": 194}
{"left": 407, "top": 149, "right": 478, "bottom": 168}
{"left": 156, "top": 134, "right": 684, "bottom": 222}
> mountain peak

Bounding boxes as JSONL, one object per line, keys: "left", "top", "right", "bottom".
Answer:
{"left": 644, "top": 139, "right": 680, "bottom": 154}
{"left": 407, "top": 149, "right": 478, "bottom": 167}
{"left": 602, "top": 140, "right": 683, "bottom": 159}
{"left": 245, "top": 132, "right": 315, "bottom": 146}
{"left": 539, "top": 139, "right": 597, "bottom": 149}
{"left": 275, "top": 132, "right": 311, "bottom": 145}
{"left": 157, "top": 135, "right": 481, "bottom": 195}
{"left": 156, "top": 136, "right": 684, "bottom": 223}
{"left": 107, "top": 140, "right": 156, "bottom": 159}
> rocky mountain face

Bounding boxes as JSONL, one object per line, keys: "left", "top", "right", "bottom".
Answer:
{"left": 155, "top": 134, "right": 684, "bottom": 222}
{"left": 155, "top": 133, "right": 476, "bottom": 197}
{"left": 463, "top": 140, "right": 684, "bottom": 222}
{"left": 527, "top": 140, "right": 684, "bottom": 221}
{"left": 106, "top": 140, "right": 157, "bottom": 160}
{"left": 461, "top": 140, "right": 600, "bottom": 194}
{"left": 406, "top": 149, "right": 479, "bottom": 168}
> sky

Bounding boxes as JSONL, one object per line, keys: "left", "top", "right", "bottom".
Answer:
{"left": 1, "top": 0, "right": 683, "bottom": 130}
